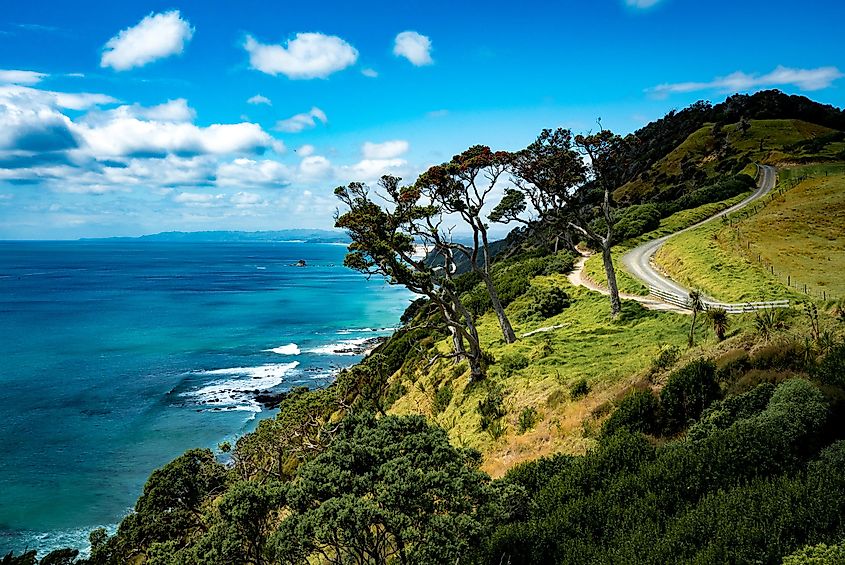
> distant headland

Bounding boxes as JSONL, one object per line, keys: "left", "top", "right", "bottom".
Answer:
{"left": 79, "top": 229, "right": 351, "bottom": 244}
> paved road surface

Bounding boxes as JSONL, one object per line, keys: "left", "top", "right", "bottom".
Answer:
{"left": 620, "top": 164, "right": 777, "bottom": 300}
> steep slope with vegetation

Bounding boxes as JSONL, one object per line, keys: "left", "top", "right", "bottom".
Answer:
{"left": 8, "top": 90, "right": 845, "bottom": 565}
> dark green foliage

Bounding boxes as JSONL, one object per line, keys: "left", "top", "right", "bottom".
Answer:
{"left": 400, "top": 297, "right": 431, "bottom": 324}
{"left": 659, "top": 359, "right": 720, "bottom": 434}
{"left": 503, "top": 453, "right": 576, "bottom": 496}
{"left": 751, "top": 340, "right": 808, "bottom": 371}
{"left": 268, "top": 413, "right": 520, "bottom": 564}
{"left": 497, "top": 352, "right": 529, "bottom": 377}
{"left": 130, "top": 448, "right": 226, "bottom": 548}
{"left": 569, "top": 378, "right": 590, "bottom": 399}
{"left": 462, "top": 254, "right": 574, "bottom": 317}
{"left": 612, "top": 203, "right": 662, "bottom": 243}
{"left": 432, "top": 382, "right": 453, "bottom": 415}
{"left": 715, "top": 348, "right": 750, "bottom": 381}
{"left": 687, "top": 382, "right": 776, "bottom": 440}
{"left": 38, "top": 550, "right": 79, "bottom": 565}
{"left": 517, "top": 407, "right": 539, "bottom": 434}
{"left": 477, "top": 382, "right": 507, "bottom": 431}
{"left": 601, "top": 389, "right": 660, "bottom": 436}
{"left": 658, "top": 175, "right": 755, "bottom": 216}
{"left": 524, "top": 285, "right": 570, "bottom": 320}
{"left": 650, "top": 344, "right": 681, "bottom": 373}
{"left": 484, "top": 378, "right": 834, "bottom": 564}
{"left": 813, "top": 343, "right": 845, "bottom": 388}
{"left": 541, "top": 251, "right": 576, "bottom": 275}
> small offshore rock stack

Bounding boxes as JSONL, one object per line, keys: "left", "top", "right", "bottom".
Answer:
{"left": 295, "top": 259, "right": 307, "bottom": 267}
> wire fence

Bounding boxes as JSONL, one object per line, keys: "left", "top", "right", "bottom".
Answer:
{"left": 719, "top": 169, "right": 840, "bottom": 304}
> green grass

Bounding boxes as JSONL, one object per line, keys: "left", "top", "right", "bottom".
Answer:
{"left": 616, "top": 119, "right": 836, "bottom": 202}
{"left": 653, "top": 220, "right": 796, "bottom": 303}
{"left": 390, "top": 273, "right": 696, "bottom": 473}
{"left": 583, "top": 191, "right": 752, "bottom": 296}
{"left": 653, "top": 163, "right": 845, "bottom": 303}
{"left": 738, "top": 165, "right": 845, "bottom": 298}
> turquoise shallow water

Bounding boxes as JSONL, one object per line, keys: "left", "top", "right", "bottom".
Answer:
{"left": 0, "top": 240, "right": 411, "bottom": 554}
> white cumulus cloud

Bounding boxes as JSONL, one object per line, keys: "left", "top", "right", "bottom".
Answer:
{"left": 0, "top": 69, "right": 48, "bottom": 85}
{"left": 244, "top": 32, "right": 358, "bottom": 79}
{"left": 393, "top": 31, "right": 433, "bottom": 66}
{"left": 247, "top": 94, "right": 272, "bottom": 106}
{"left": 362, "top": 140, "right": 409, "bottom": 159}
{"left": 361, "top": 68, "right": 378, "bottom": 78}
{"left": 649, "top": 65, "right": 844, "bottom": 98}
{"left": 216, "top": 158, "right": 291, "bottom": 188}
{"left": 101, "top": 10, "right": 194, "bottom": 71}
{"left": 275, "top": 107, "right": 327, "bottom": 133}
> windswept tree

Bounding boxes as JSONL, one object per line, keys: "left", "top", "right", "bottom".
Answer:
{"left": 416, "top": 146, "right": 518, "bottom": 343}
{"left": 503, "top": 128, "right": 586, "bottom": 253}
{"left": 334, "top": 176, "right": 486, "bottom": 380}
{"left": 509, "top": 127, "right": 634, "bottom": 317}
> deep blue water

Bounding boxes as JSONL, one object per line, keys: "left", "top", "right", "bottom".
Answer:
{"left": 0, "top": 241, "right": 411, "bottom": 554}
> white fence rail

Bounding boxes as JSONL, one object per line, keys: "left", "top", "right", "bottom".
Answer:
{"left": 647, "top": 285, "right": 790, "bottom": 314}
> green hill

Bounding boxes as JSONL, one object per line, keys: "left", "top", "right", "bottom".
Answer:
{"left": 12, "top": 91, "right": 845, "bottom": 565}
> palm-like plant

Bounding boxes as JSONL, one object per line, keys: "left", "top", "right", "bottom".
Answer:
{"left": 688, "top": 290, "right": 704, "bottom": 347}
{"left": 706, "top": 307, "right": 730, "bottom": 341}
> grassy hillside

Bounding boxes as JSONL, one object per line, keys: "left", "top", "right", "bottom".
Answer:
{"left": 654, "top": 164, "right": 845, "bottom": 303}
{"left": 616, "top": 119, "right": 839, "bottom": 203}
{"left": 583, "top": 190, "right": 753, "bottom": 295}
{"left": 389, "top": 278, "right": 694, "bottom": 476}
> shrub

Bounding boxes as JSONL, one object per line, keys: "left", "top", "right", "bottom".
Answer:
{"left": 477, "top": 383, "right": 506, "bottom": 431}
{"left": 612, "top": 203, "right": 662, "bottom": 243}
{"left": 602, "top": 389, "right": 660, "bottom": 437}
{"left": 782, "top": 542, "right": 845, "bottom": 565}
{"left": 660, "top": 359, "right": 720, "bottom": 435}
{"left": 541, "top": 251, "right": 576, "bottom": 275}
{"left": 517, "top": 407, "right": 539, "bottom": 434}
{"left": 715, "top": 348, "right": 749, "bottom": 382}
{"left": 813, "top": 343, "right": 845, "bottom": 388}
{"left": 570, "top": 379, "right": 590, "bottom": 400}
{"left": 651, "top": 344, "right": 681, "bottom": 373}
{"left": 525, "top": 286, "right": 571, "bottom": 320}
{"left": 687, "top": 382, "right": 776, "bottom": 440}
{"left": 432, "top": 383, "right": 453, "bottom": 415}
{"left": 750, "top": 340, "right": 808, "bottom": 371}
{"left": 546, "top": 388, "right": 567, "bottom": 409}
{"left": 497, "top": 352, "right": 529, "bottom": 377}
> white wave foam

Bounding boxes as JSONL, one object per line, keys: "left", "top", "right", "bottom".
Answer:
{"left": 264, "top": 343, "right": 300, "bottom": 355}
{"left": 336, "top": 326, "right": 394, "bottom": 335}
{"left": 184, "top": 362, "right": 299, "bottom": 412}
{"left": 308, "top": 338, "right": 370, "bottom": 356}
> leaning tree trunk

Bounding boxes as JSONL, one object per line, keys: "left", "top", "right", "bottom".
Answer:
{"left": 449, "top": 291, "right": 486, "bottom": 381}
{"left": 601, "top": 243, "right": 622, "bottom": 318}
{"left": 480, "top": 271, "right": 517, "bottom": 343}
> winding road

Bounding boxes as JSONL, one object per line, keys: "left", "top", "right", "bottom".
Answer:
{"left": 567, "top": 165, "right": 777, "bottom": 311}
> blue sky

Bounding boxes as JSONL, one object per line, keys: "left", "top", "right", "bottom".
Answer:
{"left": 0, "top": 0, "right": 843, "bottom": 239}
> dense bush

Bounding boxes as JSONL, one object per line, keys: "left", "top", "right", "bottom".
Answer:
{"left": 658, "top": 174, "right": 755, "bottom": 216}
{"left": 517, "top": 407, "right": 539, "bottom": 434}
{"left": 485, "top": 378, "right": 834, "bottom": 564}
{"left": 601, "top": 389, "right": 660, "bottom": 437}
{"left": 750, "top": 339, "right": 809, "bottom": 371}
{"left": 477, "top": 382, "right": 507, "bottom": 431}
{"left": 524, "top": 286, "right": 571, "bottom": 320}
{"left": 659, "top": 359, "right": 721, "bottom": 434}
{"left": 612, "top": 203, "right": 662, "bottom": 243}
{"left": 497, "top": 353, "right": 530, "bottom": 377}
{"left": 687, "top": 382, "right": 776, "bottom": 440}
{"left": 432, "top": 382, "right": 454, "bottom": 415}
{"left": 814, "top": 343, "right": 845, "bottom": 388}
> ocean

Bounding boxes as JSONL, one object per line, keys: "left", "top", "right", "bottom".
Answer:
{"left": 0, "top": 240, "right": 411, "bottom": 554}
